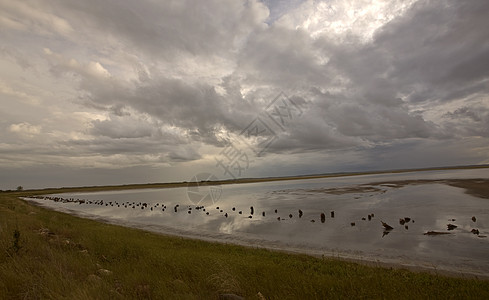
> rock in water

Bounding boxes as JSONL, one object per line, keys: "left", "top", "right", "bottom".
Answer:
{"left": 298, "top": 209, "right": 303, "bottom": 218}
{"left": 447, "top": 224, "right": 457, "bottom": 231}
{"left": 424, "top": 231, "right": 451, "bottom": 235}
{"left": 472, "top": 216, "right": 477, "bottom": 222}
{"left": 320, "top": 213, "right": 326, "bottom": 223}
{"left": 381, "top": 221, "right": 394, "bottom": 230}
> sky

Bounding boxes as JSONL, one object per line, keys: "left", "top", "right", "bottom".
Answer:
{"left": 1, "top": 0, "right": 489, "bottom": 190}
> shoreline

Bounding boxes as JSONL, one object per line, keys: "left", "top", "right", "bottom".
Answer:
{"left": 13, "top": 164, "right": 489, "bottom": 195}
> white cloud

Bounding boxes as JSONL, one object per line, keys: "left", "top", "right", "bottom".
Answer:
{"left": 9, "top": 122, "right": 42, "bottom": 136}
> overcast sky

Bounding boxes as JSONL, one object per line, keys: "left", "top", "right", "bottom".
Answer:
{"left": 1, "top": 0, "right": 489, "bottom": 190}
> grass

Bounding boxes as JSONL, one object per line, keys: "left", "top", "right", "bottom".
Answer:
{"left": 1, "top": 189, "right": 489, "bottom": 299}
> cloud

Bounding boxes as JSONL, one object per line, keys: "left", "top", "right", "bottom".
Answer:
{"left": 9, "top": 122, "right": 42, "bottom": 136}
{"left": 0, "top": 0, "right": 489, "bottom": 189}
{"left": 0, "top": 0, "right": 73, "bottom": 36}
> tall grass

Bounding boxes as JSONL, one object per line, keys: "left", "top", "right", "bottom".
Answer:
{"left": 1, "top": 190, "right": 488, "bottom": 299}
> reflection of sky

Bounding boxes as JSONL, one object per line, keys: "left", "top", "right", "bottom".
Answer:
{"left": 26, "top": 169, "right": 489, "bottom": 276}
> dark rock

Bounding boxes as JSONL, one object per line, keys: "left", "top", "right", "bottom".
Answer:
{"left": 472, "top": 216, "right": 477, "bottom": 222}
{"left": 298, "top": 209, "right": 303, "bottom": 218}
{"left": 447, "top": 224, "right": 457, "bottom": 231}
{"left": 351, "top": 222, "right": 355, "bottom": 226}
{"left": 424, "top": 231, "right": 451, "bottom": 235}
{"left": 320, "top": 213, "right": 326, "bottom": 223}
{"left": 381, "top": 221, "right": 394, "bottom": 230}
{"left": 471, "top": 229, "right": 479, "bottom": 235}
{"left": 399, "top": 218, "right": 405, "bottom": 225}
{"left": 330, "top": 211, "right": 335, "bottom": 218}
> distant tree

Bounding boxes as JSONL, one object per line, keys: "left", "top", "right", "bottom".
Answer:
{"left": 16, "top": 186, "right": 23, "bottom": 191}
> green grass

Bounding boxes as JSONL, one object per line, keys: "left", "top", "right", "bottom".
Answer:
{"left": 1, "top": 190, "right": 489, "bottom": 299}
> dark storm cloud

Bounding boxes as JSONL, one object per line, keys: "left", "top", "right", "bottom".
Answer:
{"left": 371, "top": 0, "right": 489, "bottom": 103}
{"left": 47, "top": 0, "right": 268, "bottom": 60}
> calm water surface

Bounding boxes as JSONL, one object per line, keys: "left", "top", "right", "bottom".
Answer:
{"left": 25, "top": 169, "right": 489, "bottom": 277}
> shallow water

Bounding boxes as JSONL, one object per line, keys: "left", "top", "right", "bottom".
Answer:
{"left": 25, "top": 169, "right": 489, "bottom": 277}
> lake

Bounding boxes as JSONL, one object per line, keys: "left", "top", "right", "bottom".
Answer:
{"left": 25, "top": 168, "right": 489, "bottom": 278}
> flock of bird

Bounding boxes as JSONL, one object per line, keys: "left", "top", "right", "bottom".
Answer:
{"left": 28, "top": 195, "right": 483, "bottom": 237}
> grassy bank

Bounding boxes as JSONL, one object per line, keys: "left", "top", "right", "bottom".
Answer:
{"left": 1, "top": 191, "right": 489, "bottom": 299}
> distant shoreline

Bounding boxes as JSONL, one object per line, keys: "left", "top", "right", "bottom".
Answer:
{"left": 15, "top": 164, "right": 489, "bottom": 195}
